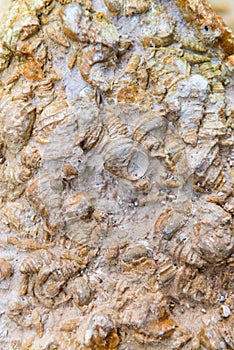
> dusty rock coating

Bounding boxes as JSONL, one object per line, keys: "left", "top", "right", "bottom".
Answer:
{"left": 0, "top": 0, "right": 233, "bottom": 349}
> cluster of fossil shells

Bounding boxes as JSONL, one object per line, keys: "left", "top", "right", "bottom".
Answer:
{"left": 0, "top": 0, "right": 233, "bottom": 349}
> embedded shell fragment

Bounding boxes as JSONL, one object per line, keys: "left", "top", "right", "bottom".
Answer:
{"left": 0, "top": 0, "right": 233, "bottom": 349}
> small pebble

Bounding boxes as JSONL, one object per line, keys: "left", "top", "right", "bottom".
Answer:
{"left": 221, "top": 305, "right": 231, "bottom": 318}
{"left": 218, "top": 295, "right": 226, "bottom": 302}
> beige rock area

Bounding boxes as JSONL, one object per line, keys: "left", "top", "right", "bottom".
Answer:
{"left": 0, "top": 0, "right": 234, "bottom": 349}
{"left": 0, "top": 0, "right": 10, "bottom": 21}
{"left": 208, "top": 0, "right": 234, "bottom": 31}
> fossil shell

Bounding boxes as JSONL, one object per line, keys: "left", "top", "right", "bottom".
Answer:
{"left": 104, "top": 107, "right": 129, "bottom": 138}
{"left": 104, "top": 0, "right": 150, "bottom": 16}
{"left": 141, "top": 8, "right": 175, "bottom": 48}
{"left": 103, "top": 107, "right": 149, "bottom": 180}
{"left": 26, "top": 174, "right": 63, "bottom": 229}
{"left": 173, "top": 266, "right": 218, "bottom": 304}
{"left": 104, "top": 137, "right": 149, "bottom": 181}
{"left": 21, "top": 145, "right": 41, "bottom": 169}
{"left": 20, "top": 250, "right": 54, "bottom": 274}
{"left": 0, "top": 100, "right": 36, "bottom": 154}
{"left": 68, "top": 276, "right": 93, "bottom": 307}
{"left": 7, "top": 301, "right": 44, "bottom": 338}
{"left": 154, "top": 208, "right": 188, "bottom": 240}
{"left": 0, "top": 259, "right": 13, "bottom": 279}
{"left": 83, "top": 312, "right": 119, "bottom": 349}
{"left": 62, "top": 192, "right": 94, "bottom": 244}
{"left": 121, "top": 243, "right": 151, "bottom": 264}
{"left": 181, "top": 38, "right": 207, "bottom": 52}
{"left": 0, "top": 44, "right": 12, "bottom": 72}
{"left": 1, "top": 200, "right": 38, "bottom": 235}
{"left": 63, "top": 192, "right": 94, "bottom": 222}
{"left": 156, "top": 254, "right": 177, "bottom": 284}
{"left": 193, "top": 203, "right": 233, "bottom": 263}
{"left": 34, "top": 99, "right": 69, "bottom": 143}
{"left": 75, "top": 100, "right": 103, "bottom": 151}
{"left": 61, "top": 4, "right": 119, "bottom": 47}
{"left": 35, "top": 77, "right": 55, "bottom": 108}
{"left": 8, "top": 163, "right": 33, "bottom": 186}
{"left": 132, "top": 111, "right": 168, "bottom": 152}
{"left": 20, "top": 250, "right": 84, "bottom": 308}
{"left": 79, "top": 44, "right": 115, "bottom": 91}
{"left": 60, "top": 3, "right": 90, "bottom": 42}
{"left": 166, "top": 74, "right": 209, "bottom": 146}
{"left": 46, "top": 24, "right": 70, "bottom": 48}
{"left": 148, "top": 48, "right": 191, "bottom": 98}
{"left": 122, "top": 54, "right": 141, "bottom": 75}
{"left": 13, "top": 11, "right": 40, "bottom": 42}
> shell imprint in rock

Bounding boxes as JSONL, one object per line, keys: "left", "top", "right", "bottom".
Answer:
{"left": 0, "top": 0, "right": 233, "bottom": 349}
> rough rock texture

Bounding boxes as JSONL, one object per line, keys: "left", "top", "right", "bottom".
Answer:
{"left": 208, "top": 0, "right": 234, "bottom": 31}
{"left": 0, "top": 0, "right": 233, "bottom": 349}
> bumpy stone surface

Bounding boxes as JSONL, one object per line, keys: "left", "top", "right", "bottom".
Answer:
{"left": 0, "top": 0, "right": 233, "bottom": 349}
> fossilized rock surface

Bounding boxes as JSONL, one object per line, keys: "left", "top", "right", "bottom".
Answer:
{"left": 207, "top": 0, "right": 234, "bottom": 31}
{"left": 0, "top": 0, "right": 233, "bottom": 349}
